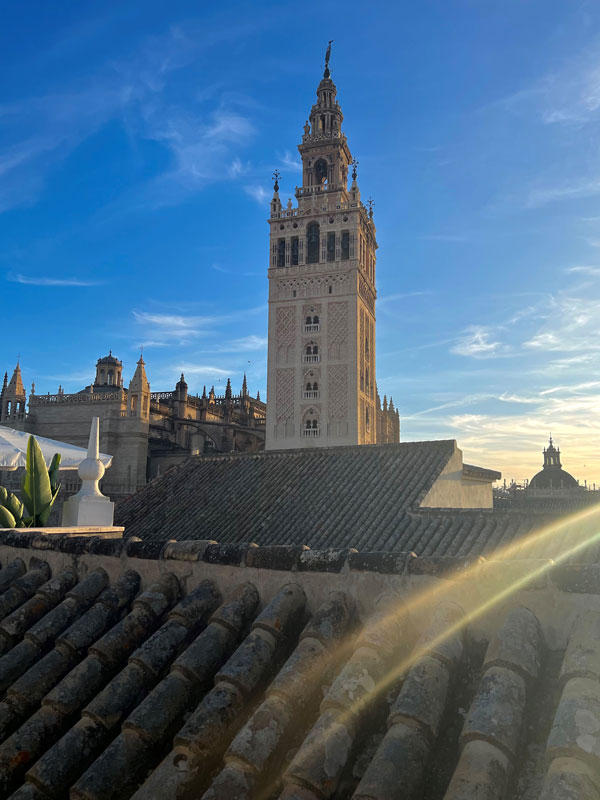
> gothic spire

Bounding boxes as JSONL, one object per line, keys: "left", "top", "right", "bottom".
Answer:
{"left": 7, "top": 362, "right": 25, "bottom": 397}
{"left": 242, "top": 373, "right": 248, "bottom": 397}
{"left": 225, "top": 378, "right": 232, "bottom": 400}
{"left": 129, "top": 354, "right": 149, "bottom": 393}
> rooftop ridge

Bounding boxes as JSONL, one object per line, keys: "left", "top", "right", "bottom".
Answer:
{"left": 0, "top": 531, "right": 597, "bottom": 583}
{"left": 183, "top": 439, "right": 458, "bottom": 462}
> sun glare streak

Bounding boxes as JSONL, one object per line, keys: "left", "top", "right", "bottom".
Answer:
{"left": 254, "top": 506, "right": 600, "bottom": 800}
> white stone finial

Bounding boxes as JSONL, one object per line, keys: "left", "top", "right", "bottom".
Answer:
{"left": 88, "top": 415, "right": 99, "bottom": 459}
{"left": 62, "top": 416, "right": 114, "bottom": 525}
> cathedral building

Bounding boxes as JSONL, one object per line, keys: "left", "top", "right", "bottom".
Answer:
{"left": 265, "top": 53, "right": 398, "bottom": 449}
{"left": 0, "top": 48, "right": 398, "bottom": 500}
{"left": 0, "top": 356, "right": 265, "bottom": 497}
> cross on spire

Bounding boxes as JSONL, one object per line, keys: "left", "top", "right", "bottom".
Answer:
{"left": 272, "top": 169, "right": 280, "bottom": 192}
{"left": 351, "top": 158, "right": 359, "bottom": 182}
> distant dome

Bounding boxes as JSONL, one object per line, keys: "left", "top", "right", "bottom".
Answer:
{"left": 529, "top": 437, "right": 580, "bottom": 490}
{"left": 97, "top": 351, "right": 121, "bottom": 366}
{"left": 529, "top": 467, "right": 579, "bottom": 490}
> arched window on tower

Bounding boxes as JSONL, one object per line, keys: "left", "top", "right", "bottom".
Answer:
{"left": 291, "top": 237, "right": 299, "bottom": 266}
{"left": 306, "top": 222, "right": 320, "bottom": 264}
{"left": 277, "top": 238, "right": 285, "bottom": 268}
{"left": 341, "top": 231, "right": 350, "bottom": 260}
{"left": 314, "top": 159, "right": 328, "bottom": 186}
{"left": 107, "top": 370, "right": 114, "bottom": 386}
{"left": 327, "top": 232, "right": 335, "bottom": 262}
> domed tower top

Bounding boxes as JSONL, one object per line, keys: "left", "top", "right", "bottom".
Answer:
{"left": 529, "top": 436, "right": 579, "bottom": 490}
{"left": 297, "top": 41, "right": 353, "bottom": 204}
{"left": 95, "top": 351, "right": 123, "bottom": 388}
{"left": 307, "top": 40, "right": 343, "bottom": 139}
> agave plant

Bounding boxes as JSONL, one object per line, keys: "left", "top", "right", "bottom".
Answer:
{"left": 0, "top": 436, "right": 61, "bottom": 527}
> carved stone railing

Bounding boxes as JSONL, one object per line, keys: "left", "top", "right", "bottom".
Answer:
{"left": 31, "top": 391, "right": 123, "bottom": 405}
{"left": 149, "top": 392, "right": 174, "bottom": 402}
{"left": 295, "top": 184, "right": 341, "bottom": 196}
{"left": 302, "top": 428, "right": 320, "bottom": 437}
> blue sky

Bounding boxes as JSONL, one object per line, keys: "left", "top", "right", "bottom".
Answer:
{"left": 2, "top": 0, "right": 600, "bottom": 483}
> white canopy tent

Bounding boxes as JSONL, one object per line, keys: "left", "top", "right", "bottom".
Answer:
{"left": 0, "top": 427, "right": 113, "bottom": 471}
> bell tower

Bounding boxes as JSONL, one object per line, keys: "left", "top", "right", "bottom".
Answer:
{"left": 265, "top": 44, "right": 378, "bottom": 449}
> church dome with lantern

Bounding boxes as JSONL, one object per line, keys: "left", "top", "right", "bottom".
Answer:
{"left": 529, "top": 437, "right": 580, "bottom": 490}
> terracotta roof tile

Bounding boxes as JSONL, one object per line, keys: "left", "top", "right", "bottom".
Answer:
{"left": 115, "top": 442, "right": 457, "bottom": 549}
{"left": 1, "top": 536, "right": 600, "bottom": 799}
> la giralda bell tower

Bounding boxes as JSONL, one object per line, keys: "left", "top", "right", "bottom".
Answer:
{"left": 265, "top": 45, "right": 378, "bottom": 450}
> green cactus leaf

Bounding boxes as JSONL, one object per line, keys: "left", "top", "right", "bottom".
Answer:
{"left": 5, "top": 492, "right": 24, "bottom": 521}
{"left": 0, "top": 486, "right": 7, "bottom": 505}
{"left": 48, "top": 453, "right": 61, "bottom": 494}
{"left": 0, "top": 505, "right": 16, "bottom": 528}
{"left": 38, "top": 493, "right": 59, "bottom": 526}
{"left": 20, "top": 473, "right": 33, "bottom": 517}
{"left": 22, "top": 435, "right": 53, "bottom": 525}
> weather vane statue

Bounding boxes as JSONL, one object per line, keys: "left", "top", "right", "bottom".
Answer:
{"left": 324, "top": 40, "right": 334, "bottom": 77}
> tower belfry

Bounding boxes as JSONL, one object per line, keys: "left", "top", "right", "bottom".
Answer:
{"left": 265, "top": 46, "right": 378, "bottom": 449}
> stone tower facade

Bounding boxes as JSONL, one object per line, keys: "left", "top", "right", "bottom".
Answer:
{"left": 266, "top": 55, "right": 378, "bottom": 449}
{"left": 0, "top": 363, "right": 27, "bottom": 424}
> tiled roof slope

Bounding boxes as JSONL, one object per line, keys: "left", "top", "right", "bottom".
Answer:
{"left": 111, "top": 440, "right": 593, "bottom": 558}
{"left": 0, "top": 544, "right": 599, "bottom": 800}
{"left": 115, "top": 441, "right": 480, "bottom": 549}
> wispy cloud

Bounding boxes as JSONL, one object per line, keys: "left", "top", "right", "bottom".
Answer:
{"left": 567, "top": 265, "right": 600, "bottom": 276}
{"left": 526, "top": 178, "right": 600, "bottom": 209}
{"left": 451, "top": 326, "right": 506, "bottom": 358}
{"left": 175, "top": 364, "right": 232, "bottom": 377}
{"left": 7, "top": 273, "right": 103, "bottom": 287}
{"left": 279, "top": 151, "right": 302, "bottom": 171}
{"left": 131, "top": 303, "right": 267, "bottom": 348}
{"left": 216, "top": 335, "right": 267, "bottom": 352}
{"left": 228, "top": 157, "right": 249, "bottom": 178}
{"left": 378, "top": 291, "right": 432, "bottom": 305}
{"left": 0, "top": 23, "right": 259, "bottom": 214}
{"left": 244, "top": 184, "right": 269, "bottom": 204}
{"left": 133, "top": 311, "right": 216, "bottom": 329}
{"left": 131, "top": 309, "right": 216, "bottom": 346}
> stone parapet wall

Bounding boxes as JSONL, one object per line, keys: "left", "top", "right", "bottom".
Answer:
{"left": 1, "top": 531, "right": 600, "bottom": 651}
